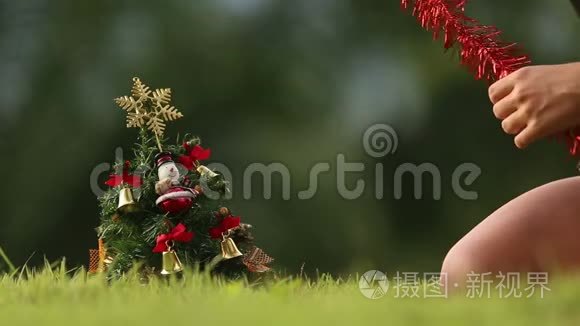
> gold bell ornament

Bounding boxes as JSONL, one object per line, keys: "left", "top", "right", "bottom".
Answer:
{"left": 197, "top": 165, "right": 227, "bottom": 195}
{"left": 117, "top": 187, "right": 139, "bottom": 214}
{"left": 197, "top": 165, "right": 219, "bottom": 178}
{"left": 160, "top": 241, "right": 184, "bottom": 275}
{"left": 220, "top": 231, "right": 243, "bottom": 260}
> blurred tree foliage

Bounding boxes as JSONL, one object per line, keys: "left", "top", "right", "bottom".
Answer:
{"left": 0, "top": 0, "right": 578, "bottom": 275}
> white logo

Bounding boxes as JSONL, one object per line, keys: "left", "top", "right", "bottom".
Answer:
{"left": 359, "top": 270, "right": 389, "bottom": 299}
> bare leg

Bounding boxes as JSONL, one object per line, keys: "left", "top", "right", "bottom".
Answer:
{"left": 442, "top": 176, "right": 580, "bottom": 288}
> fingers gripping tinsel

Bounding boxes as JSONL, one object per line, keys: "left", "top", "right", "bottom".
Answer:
{"left": 401, "top": 0, "right": 580, "bottom": 156}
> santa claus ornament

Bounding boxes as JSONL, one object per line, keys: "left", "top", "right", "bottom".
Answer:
{"left": 154, "top": 152, "right": 200, "bottom": 215}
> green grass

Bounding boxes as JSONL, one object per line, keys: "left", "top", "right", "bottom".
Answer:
{"left": 1, "top": 260, "right": 580, "bottom": 326}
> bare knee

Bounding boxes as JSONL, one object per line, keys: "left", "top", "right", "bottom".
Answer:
{"left": 441, "top": 245, "right": 482, "bottom": 289}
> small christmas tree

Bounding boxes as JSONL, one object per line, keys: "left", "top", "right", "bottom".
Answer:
{"left": 91, "top": 77, "right": 273, "bottom": 279}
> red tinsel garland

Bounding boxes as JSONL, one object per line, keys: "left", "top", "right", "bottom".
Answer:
{"left": 402, "top": 0, "right": 580, "bottom": 155}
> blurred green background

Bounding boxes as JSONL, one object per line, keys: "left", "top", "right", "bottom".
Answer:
{"left": 0, "top": 0, "right": 579, "bottom": 276}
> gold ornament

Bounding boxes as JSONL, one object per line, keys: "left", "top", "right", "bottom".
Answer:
{"left": 114, "top": 77, "right": 184, "bottom": 151}
{"left": 218, "top": 207, "right": 230, "bottom": 217}
{"left": 242, "top": 246, "right": 274, "bottom": 273}
{"left": 160, "top": 244, "right": 184, "bottom": 275}
{"left": 89, "top": 238, "right": 114, "bottom": 273}
{"left": 117, "top": 187, "right": 139, "bottom": 214}
{"left": 193, "top": 185, "right": 202, "bottom": 193}
{"left": 220, "top": 231, "right": 243, "bottom": 260}
{"left": 88, "top": 250, "right": 99, "bottom": 274}
{"left": 197, "top": 165, "right": 219, "bottom": 178}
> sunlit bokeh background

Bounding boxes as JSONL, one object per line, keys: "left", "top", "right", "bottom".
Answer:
{"left": 1, "top": 0, "right": 579, "bottom": 276}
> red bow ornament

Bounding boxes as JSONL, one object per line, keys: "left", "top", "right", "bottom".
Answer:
{"left": 153, "top": 223, "right": 195, "bottom": 253}
{"left": 178, "top": 143, "right": 211, "bottom": 170}
{"left": 105, "top": 161, "right": 142, "bottom": 188}
{"left": 209, "top": 215, "right": 241, "bottom": 239}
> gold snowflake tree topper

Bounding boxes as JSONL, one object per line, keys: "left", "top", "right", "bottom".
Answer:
{"left": 114, "top": 77, "right": 184, "bottom": 151}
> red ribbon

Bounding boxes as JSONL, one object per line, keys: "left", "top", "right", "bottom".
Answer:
{"left": 153, "top": 223, "right": 195, "bottom": 253}
{"left": 178, "top": 143, "right": 211, "bottom": 170}
{"left": 209, "top": 215, "right": 241, "bottom": 239}
{"left": 105, "top": 161, "right": 142, "bottom": 188}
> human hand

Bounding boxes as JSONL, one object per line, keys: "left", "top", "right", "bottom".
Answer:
{"left": 488, "top": 63, "right": 580, "bottom": 149}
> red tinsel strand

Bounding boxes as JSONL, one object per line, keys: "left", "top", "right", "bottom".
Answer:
{"left": 402, "top": 0, "right": 465, "bottom": 11}
{"left": 407, "top": 0, "right": 529, "bottom": 81}
{"left": 402, "top": 0, "right": 580, "bottom": 155}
